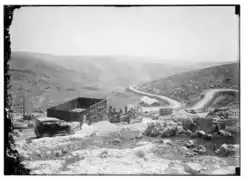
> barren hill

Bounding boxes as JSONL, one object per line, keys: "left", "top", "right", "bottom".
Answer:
{"left": 138, "top": 63, "right": 239, "bottom": 106}
{"left": 9, "top": 51, "right": 237, "bottom": 112}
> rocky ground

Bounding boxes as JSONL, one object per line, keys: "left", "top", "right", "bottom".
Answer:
{"left": 138, "top": 63, "right": 239, "bottom": 104}
{"left": 12, "top": 109, "right": 239, "bottom": 175}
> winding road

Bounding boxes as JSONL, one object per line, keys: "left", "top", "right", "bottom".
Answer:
{"left": 128, "top": 85, "right": 239, "bottom": 111}
{"left": 191, "top": 88, "right": 239, "bottom": 111}
{"left": 129, "top": 85, "right": 182, "bottom": 109}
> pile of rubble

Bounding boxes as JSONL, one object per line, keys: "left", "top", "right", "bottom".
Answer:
{"left": 215, "top": 144, "right": 239, "bottom": 157}
{"left": 143, "top": 120, "right": 182, "bottom": 138}
{"left": 144, "top": 113, "right": 236, "bottom": 139}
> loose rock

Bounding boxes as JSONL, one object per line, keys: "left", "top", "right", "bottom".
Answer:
{"left": 215, "top": 144, "right": 239, "bottom": 157}
{"left": 99, "top": 150, "right": 109, "bottom": 158}
{"left": 163, "top": 139, "right": 173, "bottom": 145}
{"left": 54, "top": 150, "right": 63, "bottom": 157}
{"left": 217, "top": 130, "right": 232, "bottom": 137}
{"left": 185, "top": 152, "right": 198, "bottom": 157}
{"left": 180, "top": 146, "right": 189, "bottom": 154}
{"left": 135, "top": 132, "right": 143, "bottom": 139}
{"left": 185, "top": 140, "right": 195, "bottom": 148}
{"left": 196, "top": 130, "right": 206, "bottom": 138}
{"left": 184, "top": 162, "right": 203, "bottom": 174}
{"left": 151, "top": 127, "right": 160, "bottom": 137}
{"left": 110, "top": 139, "right": 122, "bottom": 145}
{"left": 193, "top": 145, "right": 206, "bottom": 154}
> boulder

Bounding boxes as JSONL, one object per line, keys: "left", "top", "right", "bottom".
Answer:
{"left": 217, "top": 130, "right": 232, "bottom": 137}
{"left": 110, "top": 139, "right": 122, "bottom": 145}
{"left": 36, "top": 149, "right": 41, "bottom": 155}
{"left": 155, "top": 139, "right": 164, "bottom": 144}
{"left": 185, "top": 140, "right": 195, "bottom": 148}
{"left": 54, "top": 150, "right": 63, "bottom": 157}
{"left": 196, "top": 130, "right": 206, "bottom": 138}
{"left": 162, "top": 139, "right": 173, "bottom": 145}
{"left": 185, "top": 152, "right": 198, "bottom": 157}
{"left": 181, "top": 117, "right": 197, "bottom": 131}
{"left": 160, "top": 127, "right": 177, "bottom": 137}
{"left": 184, "top": 162, "right": 203, "bottom": 174}
{"left": 99, "top": 150, "right": 109, "bottom": 158}
{"left": 179, "top": 129, "right": 194, "bottom": 137}
{"left": 144, "top": 123, "right": 155, "bottom": 136}
{"left": 215, "top": 144, "right": 239, "bottom": 157}
{"left": 150, "top": 126, "right": 160, "bottom": 137}
{"left": 135, "top": 132, "right": 143, "bottom": 139}
{"left": 193, "top": 145, "right": 206, "bottom": 154}
{"left": 180, "top": 146, "right": 189, "bottom": 152}
{"left": 144, "top": 121, "right": 180, "bottom": 138}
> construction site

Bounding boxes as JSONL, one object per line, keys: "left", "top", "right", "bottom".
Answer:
{"left": 9, "top": 84, "right": 240, "bottom": 175}
{"left": 5, "top": 5, "right": 240, "bottom": 176}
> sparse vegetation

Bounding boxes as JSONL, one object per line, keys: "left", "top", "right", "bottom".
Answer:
{"left": 10, "top": 52, "right": 233, "bottom": 112}
{"left": 139, "top": 63, "right": 239, "bottom": 105}
{"left": 10, "top": 52, "right": 240, "bottom": 175}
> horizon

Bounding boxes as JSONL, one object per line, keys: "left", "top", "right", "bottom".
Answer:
{"left": 10, "top": 6, "right": 239, "bottom": 63}
{"left": 12, "top": 50, "right": 239, "bottom": 66}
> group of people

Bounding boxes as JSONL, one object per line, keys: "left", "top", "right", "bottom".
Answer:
{"left": 107, "top": 105, "right": 136, "bottom": 123}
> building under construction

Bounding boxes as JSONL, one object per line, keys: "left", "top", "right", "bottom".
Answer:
{"left": 47, "top": 97, "right": 108, "bottom": 125}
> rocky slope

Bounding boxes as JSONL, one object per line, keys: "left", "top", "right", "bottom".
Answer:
{"left": 9, "top": 52, "right": 235, "bottom": 113}
{"left": 138, "top": 63, "right": 239, "bottom": 106}
{"left": 14, "top": 110, "right": 239, "bottom": 175}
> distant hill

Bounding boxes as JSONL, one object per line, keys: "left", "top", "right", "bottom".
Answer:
{"left": 138, "top": 63, "right": 239, "bottom": 106}
{"left": 8, "top": 51, "right": 236, "bottom": 112}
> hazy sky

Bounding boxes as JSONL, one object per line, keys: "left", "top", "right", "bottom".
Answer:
{"left": 10, "top": 6, "right": 239, "bottom": 62}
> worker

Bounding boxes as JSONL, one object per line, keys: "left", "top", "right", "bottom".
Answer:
{"left": 125, "top": 106, "right": 128, "bottom": 114}
{"left": 80, "top": 114, "right": 86, "bottom": 129}
{"left": 108, "top": 106, "right": 112, "bottom": 114}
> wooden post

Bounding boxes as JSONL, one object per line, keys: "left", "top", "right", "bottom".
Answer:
{"left": 80, "top": 114, "right": 82, "bottom": 130}
{"left": 22, "top": 96, "right": 25, "bottom": 120}
{"left": 81, "top": 112, "right": 86, "bottom": 130}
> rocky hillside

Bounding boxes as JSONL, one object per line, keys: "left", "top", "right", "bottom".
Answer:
{"left": 9, "top": 52, "right": 230, "bottom": 112}
{"left": 14, "top": 112, "right": 239, "bottom": 175}
{"left": 138, "top": 63, "right": 239, "bottom": 105}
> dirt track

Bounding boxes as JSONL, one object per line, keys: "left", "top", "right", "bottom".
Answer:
{"left": 128, "top": 85, "right": 182, "bottom": 109}
{"left": 190, "top": 89, "right": 239, "bottom": 111}
{"left": 129, "top": 85, "right": 239, "bottom": 111}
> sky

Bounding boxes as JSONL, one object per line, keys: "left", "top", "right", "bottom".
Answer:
{"left": 10, "top": 6, "right": 239, "bottom": 62}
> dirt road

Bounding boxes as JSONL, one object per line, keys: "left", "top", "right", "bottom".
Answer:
{"left": 128, "top": 85, "right": 182, "bottom": 109}
{"left": 129, "top": 85, "right": 238, "bottom": 111}
{"left": 191, "top": 88, "right": 239, "bottom": 111}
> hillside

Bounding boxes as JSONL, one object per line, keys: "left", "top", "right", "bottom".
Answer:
{"left": 9, "top": 51, "right": 237, "bottom": 113}
{"left": 9, "top": 53, "right": 86, "bottom": 113}
{"left": 138, "top": 63, "right": 239, "bottom": 106}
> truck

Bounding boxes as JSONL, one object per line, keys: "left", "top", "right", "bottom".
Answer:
{"left": 34, "top": 117, "right": 74, "bottom": 138}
